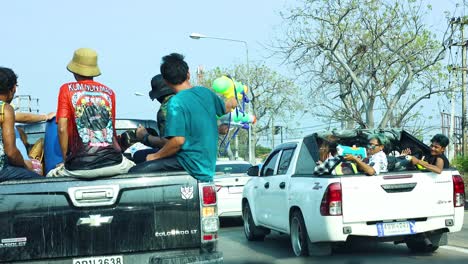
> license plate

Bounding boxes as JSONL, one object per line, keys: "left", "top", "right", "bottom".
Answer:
{"left": 228, "top": 186, "right": 243, "bottom": 193}
{"left": 377, "top": 221, "right": 416, "bottom": 237}
{"left": 73, "top": 255, "right": 123, "bottom": 264}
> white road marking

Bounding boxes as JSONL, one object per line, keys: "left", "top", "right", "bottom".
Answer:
{"left": 441, "top": 245, "right": 468, "bottom": 254}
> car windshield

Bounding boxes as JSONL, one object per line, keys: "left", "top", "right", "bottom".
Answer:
{"left": 215, "top": 163, "right": 251, "bottom": 176}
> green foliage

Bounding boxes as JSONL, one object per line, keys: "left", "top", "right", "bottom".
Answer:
{"left": 275, "top": 0, "right": 452, "bottom": 130}
{"left": 451, "top": 155, "right": 468, "bottom": 173}
{"left": 256, "top": 145, "right": 272, "bottom": 161}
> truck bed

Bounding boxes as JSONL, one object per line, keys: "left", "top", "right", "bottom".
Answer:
{"left": 0, "top": 172, "right": 207, "bottom": 263}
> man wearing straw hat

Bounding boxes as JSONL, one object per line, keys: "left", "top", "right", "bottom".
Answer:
{"left": 47, "top": 48, "right": 134, "bottom": 178}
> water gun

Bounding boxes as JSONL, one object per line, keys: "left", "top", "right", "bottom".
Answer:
{"left": 405, "top": 155, "right": 427, "bottom": 171}
{"left": 232, "top": 111, "right": 256, "bottom": 124}
{"left": 337, "top": 145, "right": 367, "bottom": 159}
{"left": 213, "top": 75, "right": 253, "bottom": 158}
{"left": 212, "top": 75, "right": 248, "bottom": 100}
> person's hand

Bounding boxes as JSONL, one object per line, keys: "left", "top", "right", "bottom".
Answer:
{"left": 136, "top": 124, "right": 148, "bottom": 141}
{"left": 24, "top": 160, "right": 33, "bottom": 170}
{"left": 146, "top": 153, "right": 159, "bottom": 161}
{"left": 225, "top": 97, "right": 238, "bottom": 112}
{"left": 401, "top": 148, "right": 412, "bottom": 156}
{"left": 344, "top": 154, "right": 356, "bottom": 162}
{"left": 45, "top": 112, "right": 56, "bottom": 121}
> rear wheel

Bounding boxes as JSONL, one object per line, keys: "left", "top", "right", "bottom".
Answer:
{"left": 243, "top": 202, "right": 267, "bottom": 241}
{"left": 405, "top": 233, "right": 442, "bottom": 253}
{"left": 290, "top": 210, "right": 332, "bottom": 256}
{"left": 406, "top": 240, "right": 439, "bottom": 253}
{"left": 290, "top": 211, "right": 309, "bottom": 256}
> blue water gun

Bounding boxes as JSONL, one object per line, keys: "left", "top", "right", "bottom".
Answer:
{"left": 337, "top": 145, "right": 367, "bottom": 159}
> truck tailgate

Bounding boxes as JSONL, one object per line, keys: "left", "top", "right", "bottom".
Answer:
{"left": 0, "top": 173, "right": 201, "bottom": 262}
{"left": 341, "top": 172, "right": 454, "bottom": 223}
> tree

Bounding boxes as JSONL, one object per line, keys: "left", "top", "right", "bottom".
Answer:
{"left": 275, "top": 0, "right": 453, "bottom": 130}
{"left": 200, "top": 63, "right": 303, "bottom": 160}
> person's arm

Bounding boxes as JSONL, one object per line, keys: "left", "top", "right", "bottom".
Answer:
{"left": 410, "top": 156, "right": 443, "bottom": 174}
{"left": 57, "top": 117, "right": 68, "bottom": 161}
{"left": 145, "top": 134, "right": 167, "bottom": 148}
{"left": 344, "top": 154, "right": 376, "bottom": 176}
{"left": 136, "top": 125, "right": 168, "bottom": 148}
{"left": 16, "top": 112, "right": 55, "bottom": 123}
{"left": 224, "top": 97, "right": 237, "bottom": 114}
{"left": 2, "top": 104, "right": 26, "bottom": 167}
{"left": 146, "top": 136, "right": 185, "bottom": 161}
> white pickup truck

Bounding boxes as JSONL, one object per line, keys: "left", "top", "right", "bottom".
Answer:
{"left": 242, "top": 129, "right": 465, "bottom": 256}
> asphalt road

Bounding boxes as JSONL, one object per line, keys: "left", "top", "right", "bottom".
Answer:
{"left": 218, "top": 211, "right": 468, "bottom": 264}
{"left": 447, "top": 208, "right": 468, "bottom": 249}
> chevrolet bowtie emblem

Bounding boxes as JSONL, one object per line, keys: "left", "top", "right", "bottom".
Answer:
{"left": 77, "top": 214, "right": 113, "bottom": 227}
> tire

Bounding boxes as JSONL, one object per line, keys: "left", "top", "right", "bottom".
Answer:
{"left": 243, "top": 202, "right": 267, "bottom": 241}
{"left": 290, "top": 210, "right": 309, "bottom": 256}
{"left": 290, "top": 210, "right": 332, "bottom": 257}
{"left": 405, "top": 232, "right": 444, "bottom": 253}
{"left": 406, "top": 240, "right": 439, "bottom": 253}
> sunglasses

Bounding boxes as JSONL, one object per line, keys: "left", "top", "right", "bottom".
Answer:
{"left": 367, "top": 144, "right": 380, "bottom": 149}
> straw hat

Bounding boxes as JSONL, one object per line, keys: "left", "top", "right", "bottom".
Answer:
{"left": 67, "top": 48, "right": 101, "bottom": 77}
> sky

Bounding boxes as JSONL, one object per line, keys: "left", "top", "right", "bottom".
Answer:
{"left": 1, "top": 0, "right": 466, "bottom": 140}
{"left": 1, "top": 0, "right": 290, "bottom": 119}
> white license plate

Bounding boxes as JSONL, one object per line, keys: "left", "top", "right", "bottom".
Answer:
{"left": 228, "top": 186, "right": 243, "bottom": 193}
{"left": 377, "top": 221, "right": 416, "bottom": 237}
{"left": 73, "top": 255, "right": 123, "bottom": 264}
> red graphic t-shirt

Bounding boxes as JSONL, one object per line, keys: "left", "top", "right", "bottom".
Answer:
{"left": 56, "top": 80, "right": 122, "bottom": 170}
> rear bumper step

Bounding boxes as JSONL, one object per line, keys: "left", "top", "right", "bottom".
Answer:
{"left": 3, "top": 250, "right": 223, "bottom": 264}
{"left": 150, "top": 251, "right": 223, "bottom": 264}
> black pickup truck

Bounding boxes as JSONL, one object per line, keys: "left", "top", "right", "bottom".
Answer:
{"left": 3, "top": 119, "right": 222, "bottom": 264}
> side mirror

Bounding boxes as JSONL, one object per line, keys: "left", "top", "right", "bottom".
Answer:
{"left": 246, "top": 165, "right": 260, "bottom": 176}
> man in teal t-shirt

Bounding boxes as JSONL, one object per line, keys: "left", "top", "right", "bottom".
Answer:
{"left": 129, "top": 53, "right": 237, "bottom": 181}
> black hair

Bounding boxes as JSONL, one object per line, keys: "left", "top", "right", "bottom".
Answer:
{"left": 160, "top": 53, "right": 189, "bottom": 85}
{"left": 431, "top": 134, "right": 449, "bottom": 147}
{"left": 329, "top": 141, "right": 338, "bottom": 156}
{"left": 0, "top": 67, "right": 17, "bottom": 94}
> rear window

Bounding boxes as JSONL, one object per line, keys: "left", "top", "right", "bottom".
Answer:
{"left": 215, "top": 163, "right": 252, "bottom": 175}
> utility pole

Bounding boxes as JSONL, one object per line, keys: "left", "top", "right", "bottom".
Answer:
{"left": 450, "top": 16, "right": 468, "bottom": 155}
{"left": 271, "top": 116, "right": 275, "bottom": 149}
{"left": 280, "top": 126, "right": 284, "bottom": 144}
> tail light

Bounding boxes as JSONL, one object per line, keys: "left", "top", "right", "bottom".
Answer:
{"left": 200, "top": 184, "right": 219, "bottom": 243}
{"left": 203, "top": 186, "right": 217, "bottom": 205}
{"left": 453, "top": 175, "right": 465, "bottom": 207}
{"left": 320, "top": 182, "right": 342, "bottom": 216}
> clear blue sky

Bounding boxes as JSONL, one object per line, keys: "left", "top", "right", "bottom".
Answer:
{"left": 1, "top": 0, "right": 464, "bottom": 134}
{"left": 1, "top": 0, "right": 290, "bottom": 119}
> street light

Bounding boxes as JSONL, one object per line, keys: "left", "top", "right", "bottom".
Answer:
{"left": 190, "top": 32, "right": 255, "bottom": 164}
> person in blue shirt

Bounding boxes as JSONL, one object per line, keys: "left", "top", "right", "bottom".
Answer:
{"left": 129, "top": 53, "right": 237, "bottom": 182}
